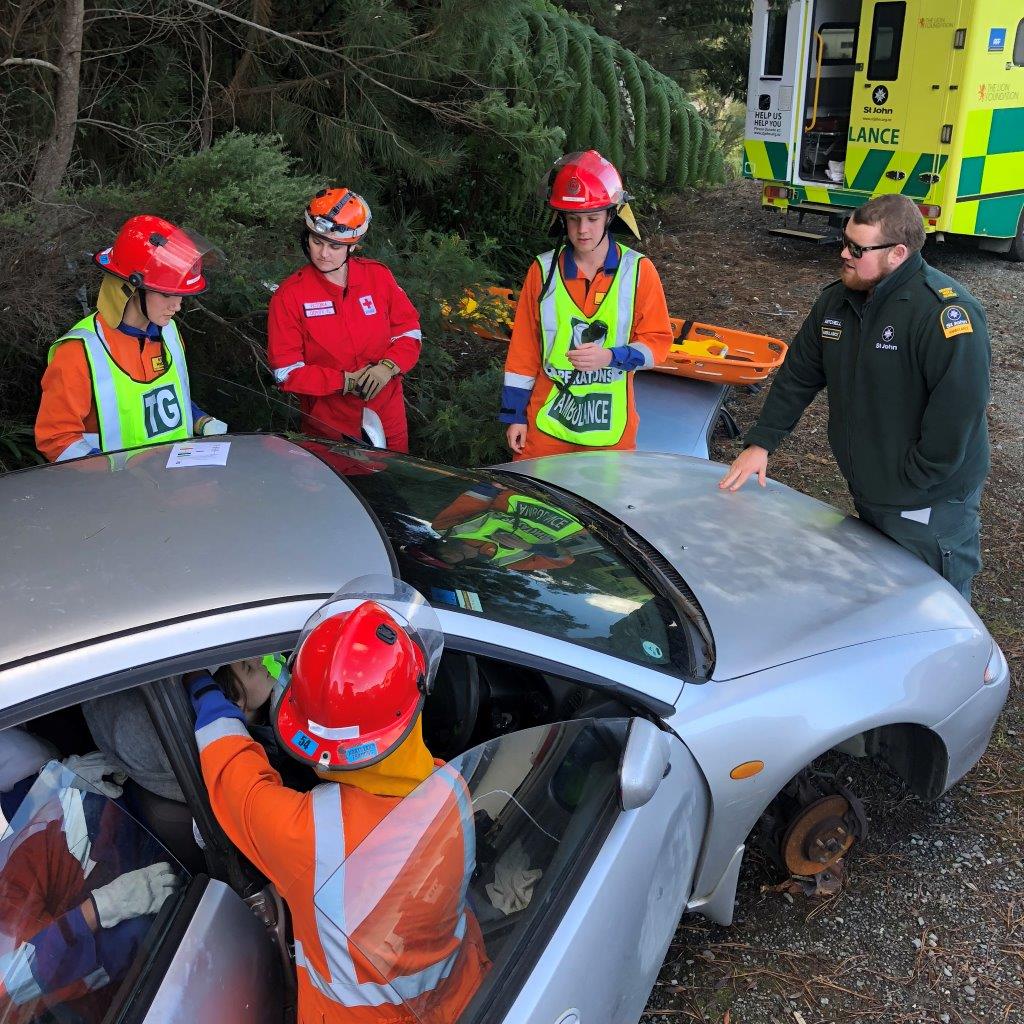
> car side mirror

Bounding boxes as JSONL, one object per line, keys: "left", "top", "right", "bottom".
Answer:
{"left": 361, "top": 408, "right": 387, "bottom": 449}
{"left": 619, "top": 718, "right": 671, "bottom": 811}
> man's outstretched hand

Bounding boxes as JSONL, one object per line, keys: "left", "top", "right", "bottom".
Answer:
{"left": 719, "top": 445, "right": 769, "bottom": 491}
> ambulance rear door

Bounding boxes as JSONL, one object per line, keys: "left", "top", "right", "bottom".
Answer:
{"left": 846, "top": 1, "right": 965, "bottom": 205}
{"left": 744, "top": 0, "right": 810, "bottom": 185}
{"left": 846, "top": 1, "right": 920, "bottom": 196}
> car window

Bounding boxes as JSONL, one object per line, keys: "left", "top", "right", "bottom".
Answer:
{"left": 0, "top": 759, "right": 190, "bottom": 1022}
{"left": 304, "top": 441, "right": 693, "bottom": 676}
{"left": 308, "top": 718, "right": 628, "bottom": 1022}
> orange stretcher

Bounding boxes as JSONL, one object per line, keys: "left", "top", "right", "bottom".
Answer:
{"left": 445, "top": 288, "right": 788, "bottom": 385}
{"left": 655, "top": 320, "right": 787, "bottom": 385}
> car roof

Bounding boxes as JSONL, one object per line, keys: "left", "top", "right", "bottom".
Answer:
{"left": 0, "top": 435, "right": 394, "bottom": 671}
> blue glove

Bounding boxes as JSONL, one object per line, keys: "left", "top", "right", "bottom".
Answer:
{"left": 187, "top": 673, "right": 246, "bottom": 732}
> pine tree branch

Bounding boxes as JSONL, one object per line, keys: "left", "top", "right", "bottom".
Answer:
{"left": 2, "top": 57, "right": 62, "bottom": 74}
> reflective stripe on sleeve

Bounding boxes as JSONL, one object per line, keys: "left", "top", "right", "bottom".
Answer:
{"left": 628, "top": 341, "right": 654, "bottom": 369}
{"left": 390, "top": 329, "right": 422, "bottom": 342}
{"left": 195, "top": 718, "right": 250, "bottom": 752}
{"left": 273, "top": 361, "right": 305, "bottom": 384}
{"left": 503, "top": 371, "right": 536, "bottom": 390}
{"left": 0, "top": 944, "right": 44, "bottom": 1004}
{"left": 55, "top": 435, "right": 99, "bottom": 462}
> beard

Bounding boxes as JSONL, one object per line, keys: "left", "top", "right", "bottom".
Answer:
{"left": 840, "top": 260, "right": 890, "bottom": 292}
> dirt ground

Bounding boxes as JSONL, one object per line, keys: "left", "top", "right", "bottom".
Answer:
{"left": 639, "top": 179, "right": 1024, "bottom": 1024}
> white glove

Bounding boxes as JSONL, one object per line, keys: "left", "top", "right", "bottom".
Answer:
{"left": 199, "top": 417, "right": 228, "bottom": 436}
{"left": 485, "top": 839, "right": 542, "bottom": 916}
{"left": 62, "top": 751, "right": 127, "bottom": 799}
{"left": 91, "top": 862, "right": 181, "bottom": 929}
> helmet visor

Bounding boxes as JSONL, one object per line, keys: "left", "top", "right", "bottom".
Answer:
{"left": 278, "top": 576, "right": 444, "bottom": 706}
{"left": 149, "top": 226, "right": 221, "bottom": 293}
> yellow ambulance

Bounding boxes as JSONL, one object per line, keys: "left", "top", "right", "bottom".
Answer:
{"left": 743, "top": 1, "right": 1024, "bottom": 259}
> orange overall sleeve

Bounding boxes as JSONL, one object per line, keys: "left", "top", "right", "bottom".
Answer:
{"left": 198, "top": 725, "right": 314, "bottom": 891}
{"left": 631, "top": 259, "right": 673, "bottom": 367}
{"left": 35, "top": 341, "right": 97, "bottom": 462}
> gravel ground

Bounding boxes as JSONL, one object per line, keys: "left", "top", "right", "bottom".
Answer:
{"left": 639, "top": 179, "right": 1023, "bottom": 1024}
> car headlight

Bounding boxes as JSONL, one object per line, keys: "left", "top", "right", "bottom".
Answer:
{"left": 983, "top": 642, "right": 1008, "bottom": 685}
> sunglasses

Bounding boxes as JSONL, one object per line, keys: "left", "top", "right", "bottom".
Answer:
{"left": 841, "top": 233, "right": 897, "bottom": 259}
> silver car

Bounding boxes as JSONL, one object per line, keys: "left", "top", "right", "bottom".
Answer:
{"left": 0, "top": 435, "right": 1008, "bottom": 1024}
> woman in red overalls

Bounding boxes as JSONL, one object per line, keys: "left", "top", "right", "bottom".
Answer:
{"left": 268, "top": 189, "right": 422, "bottom": 451}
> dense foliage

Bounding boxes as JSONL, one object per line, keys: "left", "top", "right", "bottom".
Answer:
{"left": 1, "top": 0, "right": 738, "bottom": 468}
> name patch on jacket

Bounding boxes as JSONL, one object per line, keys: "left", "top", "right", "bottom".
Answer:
{"left": 940, "top": 305, "right": 972, "bottom": 338}
{"left": 303, "top": 300, "right": 335, "bottom": 318}
{"left": 359, "top": 295, "right": 377, "bottom": 316}
{"left": 821, "top": 317, "right": 844, "bottom": 341}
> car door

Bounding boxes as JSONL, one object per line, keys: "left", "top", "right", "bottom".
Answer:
{"left": 317, "top": 717, "right": 707, "bottom": 1024}
{"left": 0, "top": 673, "right": 287, "bottom": 1024}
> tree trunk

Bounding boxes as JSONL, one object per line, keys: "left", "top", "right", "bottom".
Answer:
{"left": 30, "top": 0, "right": 85, "bottom": 200}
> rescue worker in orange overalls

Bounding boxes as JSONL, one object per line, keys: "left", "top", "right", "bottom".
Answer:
{"left": 36, "top": 215, "right": 227, "bottom": 462}
{"left": 267, "top": 189, "right": 422, "bottom": 452}
{"left": 501, "top": 151, "right": 673, "bottom": 460}
{"left": 188, "top": 579, "right": 489, "bottom": 1024}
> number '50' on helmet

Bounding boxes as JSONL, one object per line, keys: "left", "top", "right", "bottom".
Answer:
{"left": 93, "top": 215, "right": 214, "bottom": 295}
{"left": 272, "top": 577, "right": 443, "bottom": 772}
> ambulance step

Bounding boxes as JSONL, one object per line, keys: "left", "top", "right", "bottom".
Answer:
{"left": 791, "top": 201, "right": 838, "bottom": 216}
{"left": 768, "top": 227, "right": 834, "bottom": 242}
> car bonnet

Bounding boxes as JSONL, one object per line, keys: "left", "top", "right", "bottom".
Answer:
{"left": 506, "top": 451, "right": 981, "bottom": 680}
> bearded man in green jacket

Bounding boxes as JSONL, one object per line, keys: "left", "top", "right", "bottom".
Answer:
{"left": 721, "top": 193, "right": 990, "bottom": 601}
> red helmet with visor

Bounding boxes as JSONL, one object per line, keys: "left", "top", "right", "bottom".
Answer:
{"left": 543, "top": 150, "right": 631, "bottom": 213}
{"left": 93, "top": 215, "right": 212, "bottom": 295}
{"left": 273, "top": 577, "right": 443, "bottom": 771}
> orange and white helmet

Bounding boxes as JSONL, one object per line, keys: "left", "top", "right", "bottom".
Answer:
{"left": 304, "top": 187, "right": 372, "bottom": 244}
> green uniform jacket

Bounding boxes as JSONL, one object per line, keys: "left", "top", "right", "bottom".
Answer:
{"left": 745, "top": 253, "right": 990, "bottom": 509}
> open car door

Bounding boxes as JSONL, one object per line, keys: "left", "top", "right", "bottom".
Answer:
{"left": 0, "top": 760, "right": 283, "bottom": 1024}
{"left": 308, "top": 718, "right": 708, "bottom": 1024}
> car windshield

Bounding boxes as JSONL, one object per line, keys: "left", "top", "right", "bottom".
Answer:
{"left": 301, "top": 440, "right": 710, "bottom": 679}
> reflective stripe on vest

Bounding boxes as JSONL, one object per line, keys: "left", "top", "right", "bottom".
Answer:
{"left": 304, "top": 767, "right": 475, "bottom": 1009}
{"left": 444, "top": 494, "right": 584, "bottom": 567}
{"left": 533, "top": 244, "right": 641, "bottom": 446}
{"left": 49, "top": 314, "right": 193, "bottom": 452}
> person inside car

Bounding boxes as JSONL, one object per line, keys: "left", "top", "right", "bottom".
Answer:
{"left": 188, "top": 581, "right": 489, "bottom": 1023}
{"left": 83, "top": 658, "right": 287, "bottom": 873}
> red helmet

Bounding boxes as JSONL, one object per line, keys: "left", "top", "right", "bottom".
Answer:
{"left": 544, "top": 150, "right": 631, "bottom": 213}
{"left": 93, "top": 215, "right": 210, "bottom": 295}
{"left": 274, "top": 579, "right": 442, "bottom": 771}
{"left": 305, "top": 187, "right": 372, "bottom": 244}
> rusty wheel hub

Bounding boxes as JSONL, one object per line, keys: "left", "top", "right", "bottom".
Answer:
{"left": 781, "top": 794, "right": 857, "bottom": 876}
